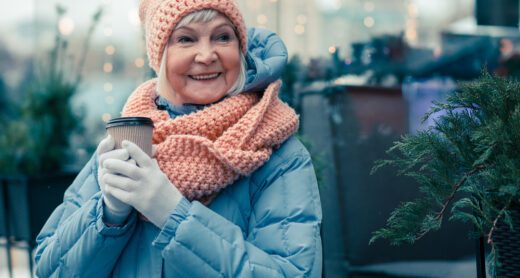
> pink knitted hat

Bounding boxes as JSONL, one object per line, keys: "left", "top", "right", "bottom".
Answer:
{"left": 139, "top": 0, "right": 248, "bottom": 73}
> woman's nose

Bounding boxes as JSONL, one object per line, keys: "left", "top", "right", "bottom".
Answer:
{"left": 194, "top": 42, "right": 217, "bottom": 65}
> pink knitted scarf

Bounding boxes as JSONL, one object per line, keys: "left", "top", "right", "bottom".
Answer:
{"left": 121, "top": 79, "right": 299, "bottom": 202}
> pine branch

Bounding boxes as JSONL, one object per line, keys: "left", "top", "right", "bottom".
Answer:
{"left": 415, "top": 164, "right": 485, "bottom": 241}
{"left": 487, "top": 196, "right": 514, "bottom": 245}
{"left": 371, "top": 73, "right": 520, "bottom": 273}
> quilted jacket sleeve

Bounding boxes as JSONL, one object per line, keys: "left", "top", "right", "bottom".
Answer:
{"left": 34, "top": 155, "right": 137, "bottom": 278}
{"left": 153, "top": 139, "right": 323, "bottom": 277}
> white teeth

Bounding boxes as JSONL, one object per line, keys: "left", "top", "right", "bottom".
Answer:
{"left": 191, "top": 73, "right": 219, "bottom": 80}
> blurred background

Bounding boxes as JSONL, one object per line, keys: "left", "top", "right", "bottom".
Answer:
{"left": 0, "top": 0, "right": 519, "bottom": 277}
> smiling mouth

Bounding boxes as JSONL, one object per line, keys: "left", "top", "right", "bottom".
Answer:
{"left": 189, "top": 73, "right": 221, "bottom": 80}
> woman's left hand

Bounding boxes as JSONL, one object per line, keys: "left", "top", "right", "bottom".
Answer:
{"left": 102, "top": 140, "right": 183, "bottom": 228}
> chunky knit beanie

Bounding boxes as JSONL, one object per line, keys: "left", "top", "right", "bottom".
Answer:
{"left": 139, "top": 0, "right": 248, "bottom": 73}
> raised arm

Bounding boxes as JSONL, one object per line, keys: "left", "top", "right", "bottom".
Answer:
{"left": 34, "top": 155, "right": 137, "bottom": 277}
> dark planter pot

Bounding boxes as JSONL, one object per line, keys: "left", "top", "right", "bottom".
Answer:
{"left": 0, "top": 172, "right": 77, "bottom": 248}
{"left": 298, "top": 84, "right": 475, "bottom": 277}
{"left": 493, "top": 204, "right": 520, "bottom": 277}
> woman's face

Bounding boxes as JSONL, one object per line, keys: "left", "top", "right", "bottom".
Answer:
{"left": 165, "top": 14, "right": 241, "bottom": 105}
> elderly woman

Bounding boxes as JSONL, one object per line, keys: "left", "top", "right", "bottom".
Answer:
{"left": 34, "top": 0, "right": 322, "bottom": 277}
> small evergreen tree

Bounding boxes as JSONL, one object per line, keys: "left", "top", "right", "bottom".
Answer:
{"left": 0, "top": 5, "right": 102, "bottom": 175}
{"left": 370, "top": 72, "right": 520, "bottom": 274}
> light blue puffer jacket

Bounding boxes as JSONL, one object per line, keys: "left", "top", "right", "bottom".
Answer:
{"left": 244, "top": 27, "right": 288, "bottom": 92}
{"left": 34, "top": 28, "right": 322, "bottom": 278}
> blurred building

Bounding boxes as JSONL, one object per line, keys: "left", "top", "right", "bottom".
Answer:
{"left": 0, "top": 0, "right": 518, "bottom": 159}
{"left": 238, "top": 0, "right": 478, "bottom": 58}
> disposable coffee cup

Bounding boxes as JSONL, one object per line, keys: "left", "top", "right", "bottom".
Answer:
{"left": 106, "top": 117, "right": 154, "bottom": 157}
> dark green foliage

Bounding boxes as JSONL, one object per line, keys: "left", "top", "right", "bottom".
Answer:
{"left": 280, "top": 55, "right": 303, "bottom": 106}
{"left": 0, "top": 5, "right": 102, "bottom": 175}
{"left": 296, "top": 134, "right": 329, "bottom": 189}
{"left": 370, "top": 72, "right": 520, "bottom": 272}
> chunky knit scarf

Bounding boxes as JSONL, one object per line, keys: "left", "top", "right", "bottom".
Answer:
{"left": 122, "top": 79, "right": 299, "bottom": 202}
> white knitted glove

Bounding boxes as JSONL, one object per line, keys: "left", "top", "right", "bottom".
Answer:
{"left": 102, "top": 140, "right": 183, "bottom": 229}
{"left": 97, "top": 136, "right": 133, "bottom": 224}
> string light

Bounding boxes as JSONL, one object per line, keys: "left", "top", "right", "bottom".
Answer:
{"left": 405, "top": 0, "right": 418, "bottom": 44}
{"left": 363, "top": 16, "right": 375, "bottom": 28}
{"left": 103, "top": 63, "right": 113, "bottom": 73}
{"left": 363, "top": 1, "right": 376, "bottom": 29}
{"left": 102, "top": 2, "right": 115, "bottom": 123}
{"left": 257, "top": 14, "right": 268, "bottom": 25}
{"left": 102, "top": 113, "right": 112, "bottom": 122}
{"left": 105, "top": 45, "right": 115, "bottom": 55}
{"left": 316, "top": 0, "right": 342, "bottom": 11}
{"left": 58, "top": 16, "right": 75, "bottom": 36}
{"left": 128, "top": 8, "right": 141, "bottom": 26}
{"left": 134, "top": 58, "right": 145, "bottom": 68}
{"left": 294, "top": 25, "right": 305, "bottom": 35}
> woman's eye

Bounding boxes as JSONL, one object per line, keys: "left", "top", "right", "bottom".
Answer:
{"left": 177, "top": 36, "right": 194, "bottom": 43}
{"left": 216, "top": 33, "right": 232, "bottom": 42}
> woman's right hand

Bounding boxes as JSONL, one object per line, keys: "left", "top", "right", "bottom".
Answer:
{"left": 97, "top": 135, "right": 133, "bottom": 224}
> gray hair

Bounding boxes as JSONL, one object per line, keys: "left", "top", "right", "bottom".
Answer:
{"left": 157, "top": 9, "right": 247, "bottom": 99}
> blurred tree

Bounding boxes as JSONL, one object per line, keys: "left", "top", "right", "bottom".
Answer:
{"left": 0, "top": 76, "right": 7, "bottom": 115}
{"left": 281, "top": 55, "right": 303, "bottom": 106}
{"left": 0, "top": 5, "right": 103, "bottom": 175}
